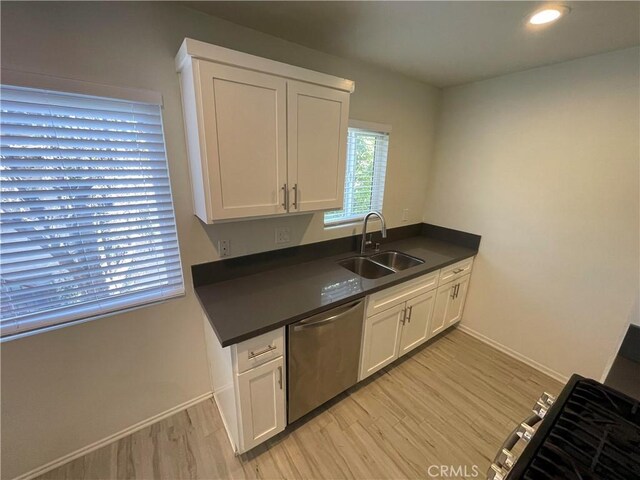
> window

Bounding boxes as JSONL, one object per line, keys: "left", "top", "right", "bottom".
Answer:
{"left": 324, "top": 122, "right": 390, "bottom": 226}
{"left": 0, "top": 84, "right": 184, "bottom": 338}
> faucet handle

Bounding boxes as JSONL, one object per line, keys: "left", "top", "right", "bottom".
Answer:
{"left": 364, "top": 233, "right": 373, "bottom": 246}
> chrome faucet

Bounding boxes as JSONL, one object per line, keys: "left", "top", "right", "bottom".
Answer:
{"left": 360, "top": 211, "right": 387, "bottom": 254}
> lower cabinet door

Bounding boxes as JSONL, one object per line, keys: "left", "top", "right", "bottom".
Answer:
{"left": 429, "top": 282, "right": 456, "bottom": 338}
{"left": 359, "top": 303, "right": 405, "bottom": 381}
{"left": 429, "top": 274, "right": 471, "bottom": 338}
{"left": 236, "top": 356, "right": 285, "bottom": 452}
{"left": 446, "top": 274, "right": 470, "bottom": 328}
{"left": 398, "top": 290, "right": 437, "bottom": 356}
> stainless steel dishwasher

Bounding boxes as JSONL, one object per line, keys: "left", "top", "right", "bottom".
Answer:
{"left": 287, "top": 299, "right": 365, "bottom": 423}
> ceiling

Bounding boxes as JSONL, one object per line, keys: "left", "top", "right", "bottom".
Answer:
{"left": 184, "top": 1, "right": 640, "bottom": 87}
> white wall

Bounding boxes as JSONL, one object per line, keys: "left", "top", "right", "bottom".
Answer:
{"left": 0, "top": 2, "right": 439, "bottom": 478}
{"left": 424, "top": 47, "right": 640, "bottom": 381}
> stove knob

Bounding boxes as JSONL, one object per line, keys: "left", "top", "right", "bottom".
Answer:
{"left": 487, "top": 463, "right": 508, "bottom": 480}
{"left": 516, "top": 422, "right": 536, "bottom": 443}
{"left": 495, "top": 448, "right": 516, "bottom": 471}
{"left": 539, "top": 392, "right": 556, "bottom": 407}
{"left": 532, "top": 399, "right": 548, "bottom": 419}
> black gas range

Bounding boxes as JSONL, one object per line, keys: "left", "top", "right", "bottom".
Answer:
{"left": 489, "top": 374, "right": 640, "bottom": 479}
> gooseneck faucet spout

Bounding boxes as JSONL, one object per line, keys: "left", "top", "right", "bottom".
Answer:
{"left": 360, "top": 211, "right": 387, "bottom": 254}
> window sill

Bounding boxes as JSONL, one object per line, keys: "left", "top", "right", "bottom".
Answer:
{"left": 0, "top": 291, "right": 185, "bottom": 343}
{"left": 323, "top": 217, "right": 365, "bottom": 229}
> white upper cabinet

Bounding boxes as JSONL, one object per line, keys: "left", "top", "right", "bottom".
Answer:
{"left": 198, "top": 62, "right": 288, "bottom": 220}
{"left": 176, "top": 39, "right": 354, "bottom": 223}
{"left": 287, "top": 81, "right": 349, "bottom": 212}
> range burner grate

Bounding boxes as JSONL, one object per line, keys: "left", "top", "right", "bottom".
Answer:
{"left": 519, "top": 378, "right": 640, "bottom": 480}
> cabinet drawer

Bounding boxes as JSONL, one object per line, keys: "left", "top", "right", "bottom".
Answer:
{"left": 233, "top": 327, "right": 284, "bottom": 374}
{"left": 366, "top": 271, "right": 439, "bottom": 317}
{"left": 439, "top": 257, "right": 474, "bottom": 286}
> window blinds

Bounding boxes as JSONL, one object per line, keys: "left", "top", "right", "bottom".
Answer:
{"left": 0, "top": 84, "right": 184, "bottom": 338}
{"left": 324, "top": 127, "right": 389, "bottom": 225}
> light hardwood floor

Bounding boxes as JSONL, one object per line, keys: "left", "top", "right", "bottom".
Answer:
{"left": 39, "top": 329, "right": 563, "bottom": 480}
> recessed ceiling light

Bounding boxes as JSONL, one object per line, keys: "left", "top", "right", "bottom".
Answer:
{"left": 528, "top": 6, "right": 570, "bottom": 25}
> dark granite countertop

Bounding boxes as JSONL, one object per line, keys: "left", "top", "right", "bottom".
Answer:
{"left": 194, "top": 224, "right": 480, "bottom": 347}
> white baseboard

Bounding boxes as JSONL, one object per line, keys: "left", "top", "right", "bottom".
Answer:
{"left": 457, "top": 324, "right": 568, "bottom": 384}
{"left": 13, "top": 391, "right": 214, "bottom": 480}
{"left": 212, "top": 390, "right": 239, "bottom": 454}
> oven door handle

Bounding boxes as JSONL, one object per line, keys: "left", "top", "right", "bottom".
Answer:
{"left": 293, "top": 300, "right": 363, "bottom": 331}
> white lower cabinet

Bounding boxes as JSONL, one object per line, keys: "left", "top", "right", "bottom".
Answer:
{"left": 429, "top": 274, "right": 471, "bottom": 339}
{"left": 202, "top": 257, "right": 474, "bottom": 454}
{"left": 203, "top": 322, "right": 286, "bottom": 454}
{"left": 236, "top": 356, "right": 285, "bottom": 452}
{"left": 360, "top": 261, "right": 474, "bottom": 381}
{"left": 360, "top": 275, "right": 439, "bottom": 381}
{"left": 398, "top": 290, "right": 437, "bottom": 356}
{"left": 359, "top": 303, "right": 405, "bottom": 380}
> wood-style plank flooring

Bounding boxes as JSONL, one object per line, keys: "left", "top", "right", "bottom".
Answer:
{"left": 40, "top": 329, "right": 563, "bottom": 480}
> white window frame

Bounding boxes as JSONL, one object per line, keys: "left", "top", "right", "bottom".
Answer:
{"left": 0, "top": 70, "right": 184, "bottom": 341}
{"left": 324, "top": 119, "right": 391, "bottom": 227}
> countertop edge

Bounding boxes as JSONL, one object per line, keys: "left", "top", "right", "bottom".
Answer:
{"left": 196, "top": 250, "right": 477, "bottom": 348}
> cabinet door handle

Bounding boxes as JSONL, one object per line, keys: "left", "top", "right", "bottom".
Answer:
{"left": 281, "top": 184, "right": 289, "bottom": 210}
{"left": 277, "top": 366, "right": 283, "bottom": 390}
{"left": 450, "top": 287, "right": 456, "bottom": 299}
{"left": 407, "top": 306, "right": 413, "bottom": 323}
{"left": 292, "top": 184, "right": 298, "bottom": 210}
{"left": 455, "top": 283, "right": 460, "bottom": 299}
{"left": 248, "top": 344, "right": 277, "bottom": 359}
{"left": 401, "top": 309, "right": 407, "bottom": 325}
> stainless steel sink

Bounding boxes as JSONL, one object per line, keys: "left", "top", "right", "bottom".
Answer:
{"left": 337, "top": 251, "right": 425, "bottom": 279}
{"left": 369, "top": 251, "right": 425, "bottom": 271}
{"left": 337, "top": 256, "right": 395, "bottom": 279}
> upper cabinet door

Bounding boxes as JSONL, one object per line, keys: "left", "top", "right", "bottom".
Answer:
{"left": 287, "top": 81, "right": 349, "bottom": 212}
{"left": 197, "top": 61, "right": 288, "bottom": 220}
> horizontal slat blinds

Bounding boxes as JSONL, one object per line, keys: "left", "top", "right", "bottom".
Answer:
{"left": 0, "top": 84, "right": 184, "bottom": 338}
{"left": 324, "top": 127, "right": 389, "bottom": 225}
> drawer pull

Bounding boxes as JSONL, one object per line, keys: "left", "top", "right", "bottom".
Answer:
{"left": 452, "top": 268, "right": 464, "bottom": 274}
{"left": 248, "top": 344, "right": 277, "bottom": 359}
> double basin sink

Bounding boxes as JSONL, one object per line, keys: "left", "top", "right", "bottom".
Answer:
{"left": 338, "top": 251, "right": 425, "bottom": 279}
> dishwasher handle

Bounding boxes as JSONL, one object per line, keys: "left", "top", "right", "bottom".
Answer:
{"left": 293, "top": 300, "right": 363, "bottom": 331}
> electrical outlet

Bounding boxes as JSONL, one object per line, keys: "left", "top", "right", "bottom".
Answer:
{"left": 218, "top": 239, "right": 230, "bottom": 257}
{"left": 275, "top": 227, "right": 291, "bottom": 244}
{"left": 402, "top": 208, "right": 409, "bottom": 222}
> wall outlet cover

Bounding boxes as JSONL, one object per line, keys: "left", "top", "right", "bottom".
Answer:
{"left": 275, "top": 227, "right": 291, "bottom": 244}
{"left": 218, "top": 239, "right": 230, "bottom": 257}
